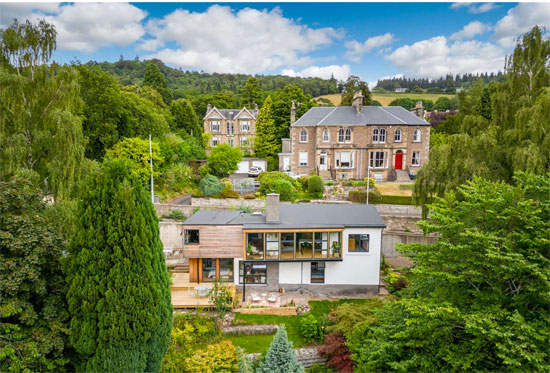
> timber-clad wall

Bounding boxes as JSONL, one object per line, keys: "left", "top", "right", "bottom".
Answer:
{"left": 182, "top": 225, "right": 243, "bottom": 258}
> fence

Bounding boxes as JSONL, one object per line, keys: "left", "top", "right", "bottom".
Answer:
{"left": 232, "top": 178, "right": 259, "bottom": 195}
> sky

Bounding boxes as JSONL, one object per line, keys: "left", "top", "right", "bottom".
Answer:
{"left": 1, "top": 2, "right": 549, "bottom": 87}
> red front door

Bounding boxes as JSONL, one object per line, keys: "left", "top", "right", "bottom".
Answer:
{"left": 395, "top": 152, "right": 403, "bottom": 170}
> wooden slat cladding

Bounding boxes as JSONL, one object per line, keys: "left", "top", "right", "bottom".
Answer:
{"left": 182, "top": 225, "right": 243, "bottom": 258}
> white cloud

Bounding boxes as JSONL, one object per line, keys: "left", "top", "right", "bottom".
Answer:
{"left": 493, "top": 2, "right": 550, "bottom": 47}
{"left": 450, "top": 21, "right": 490, "bottom": 40}
{"left": 282, "top": 64, "right": 351, "bottom": 81}
{"left": 0, "top": 3, "right": 147, "bottom": 53}
{"left": 142, "top": 5, "right": 342, "bottom": 74}
{"left": 450, "top": 3, "right": 498, "bottom": 13}
{"left": 345, "top": 33, "right": 395, "bottom": 62}
{"left": 386, "top": 36, "right": 504, "bottom": 78}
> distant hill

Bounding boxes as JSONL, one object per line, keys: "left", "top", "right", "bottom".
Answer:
{"left": 86, "top": 58, "right": 340, "bottom": 98}
{"left": 314, "top": 92, "right": 455, "bottom": 107}
{"left": 375, "top": 72, "right": 506, "bottom": 92}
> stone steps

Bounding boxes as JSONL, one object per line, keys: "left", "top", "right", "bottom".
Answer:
{"left": 395, "top": 170, "right": 411, "bottom": 182}
{"left": 172, "top": 264, "right": 189, "bottom": 273}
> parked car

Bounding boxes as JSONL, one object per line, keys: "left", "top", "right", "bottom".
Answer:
{"left": 248, "top": 166, "right": 262, "bottom": 177}
{"left": 283, "top": 171, "right": 306, "bottom": 180}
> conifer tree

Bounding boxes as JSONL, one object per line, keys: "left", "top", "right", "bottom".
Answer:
{"left": 65, "top": 160, "right": 171, "bottom": 372}
{"left": 170, "top": 98, "right": 203, "bottom": 138}
{"left": 258, "top": 326, "right": 304, "bottom": 373}
{"left": 143, "top": 62, "right": 172, "bottom": 104}
{"left": 253, "top": 95, "right": 279, "bottom": 159}
{"left": 240, "top": 77, "right": 262, "bottom": 107}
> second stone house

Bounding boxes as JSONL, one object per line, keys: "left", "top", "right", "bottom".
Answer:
{"left": 203, "top": 104, "right": 259, "bottom": 154}
{"left": 280, "top": 92, "right": 431, "bottom": 181}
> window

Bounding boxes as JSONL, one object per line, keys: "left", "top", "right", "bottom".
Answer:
{"left": 314, "top": 232, "right": 328, "bottom": 258}
{"left": 329, "top": 232, "right": 341, "bottom": 258}
{"left": 241, "top": 137, "right": 248, "bottom": 145}
{"left": 228, "top": 139, "right": 234, "bottom": 147}
{"left": 412, "top": 151, "right": 421, "bottom": 166}
{"left": 219, "top": 259, "right": 234, "bottom": 282}
{"left": 212, "top": 137, "right": 221, "bottom": 147}
{"left": 280, "top": 232, "right": 294, "bottom": 259}
{"left": 201, "top": 259, "right": 216, "bottom": 282}
{"left": 296, "top": 232, "right": 313, "bottom": 259}
{"left": 226, "top": 122, "right": 234, "bottom": 136}
{"left": 372, "top": 128, "right": 379, "bottom": 143}
{"left": 210, "top": 120, "right": 220, "bottom": 132}
{"left": 299, "top": 152, "right": 308, "bottom": 167}
{"left": 413, "top": 129, "right": 421, "bottom": 142}
{"left": 338, "top": 128, "right": 345, "bottom": 143}
{"left": 184, "top": 229, "right": 199, "bottom": 244}
{"left": 369, "top": 151, "right": 386, "bottom": 168}
{"left": 340, "top": 151, "right": 352, "bottom": 168}
{"left": 300, "top": 129, "right": 308, "bottom": 142}
{"left": 322, "top": 128, "right": 329, "bottom": 142}
{"left": 246, "top": 233, "right": 264, "bottom": 260}
{"left": 311, "top": 262, "right": 325, "bottom": 283}
{"left": 394, "top": 129, "right": 402, "bottom": 142}
{"left": 240, "top": 120, "right": 250, "bottom": 132}
{"left": 265, "top": 232, "right": 279, "bottom": 260}
{"left": 348, "top": 234, "right": 369, "bottom": 253}
{"left": 239, "top": 262, "right": 267, "bottom": 284}
{"left": 379, "top": 128, "right": 386, "bottom": 143}
{"left": 345, "top": 128, "right": 352, "bottom": 143}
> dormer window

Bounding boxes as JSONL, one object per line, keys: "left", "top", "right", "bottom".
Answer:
{"left": 413, "top": 129, "right": 421, "bottom": 142}
{"left": 210, "top": 120, "right": 220, "bottom": 132}
{"left": 300, "top": 129, "right": 308, "bottom": 143}
{"left": 322, "top": 128, "right": 329, "bottom": 142}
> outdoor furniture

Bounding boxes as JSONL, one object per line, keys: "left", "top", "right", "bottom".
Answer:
{"left": 268, "top": 293, "right": 277, "bottom": 304}
{"left": 195, "top": 284, "right": 211, "bottom": 297}
{"left": 251, "top": 292, "right": 260, "bottom": 303}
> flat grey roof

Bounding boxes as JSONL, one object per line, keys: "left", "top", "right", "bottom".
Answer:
{"left": 183, "top": 204, "right": 386, "bottom": 229}
{"left": 292, "top": 105, "right": 430, "bottom": 127}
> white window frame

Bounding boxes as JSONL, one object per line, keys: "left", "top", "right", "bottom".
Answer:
{"left": 338, "top": 128, "right": 345, "bottom": 143}
{"left": 369, "top": 151, "right": 387, "bottom": 169}
{"left": 212, "top": 137, "right": 221, "bottom": 147}
{"left": 413, "top": 129, "right": 421, "bottom": 142}
{"left": 210, "top": 120, "right": 220, "bottom": 132}
{"left": 228, "top": 138, "right": 234, "bottom": 147}
{"left": 372, "top": 128, "right": 379, "bottom": 143}
{"left": 335, "top": 151, "right": 354, "bottom": 169}
{"left": 226, "top": 122, "right": 234, "bottom": 136}
{"left": 322, "top": 128, "right": 329, "bottom": 142}
{"left": 394, "top": 129, "right": 402, "bottom": 142}
{"left": 299, "top": 151, "right": 308, "bottom": 167}
{"left": 379, "top": 128, "right": 386, "bottom": 143}
{"left": 300, "top": 129, "right": 308, "bottom": 143}
{"left": 240, "top": 119, "right": 250, "bottom": 132}
{"left": 345, "top": 128, "right": 352, "bottom": 143}
{"left": 412, "top": 151, "right": 421, "bottom": 166}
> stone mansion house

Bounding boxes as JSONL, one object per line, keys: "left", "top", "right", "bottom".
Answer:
{"left": 203, "top": 104, "right": 258, "bottom": 154}
{"left": 279, "top": 92, "right": 431, "bottom": 181}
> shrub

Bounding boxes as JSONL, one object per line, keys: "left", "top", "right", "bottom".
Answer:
{"left": 300, "top": 314, "right": 321, "bottom": 341}
{"left": 220, "top": 180, "right": 239, "bottom": 199}
{"left": 297, "top": 175, "right": 310, "bottom": 190}
{"left": 208, "top": 279, "right": 232, "bottom": 318}
{"left": 198, "top": 164, "right": 210, "bottom": 178}
{"left": 183, "top": 341, "right": 238, "bottom": 373}
{"left": 380, "top": 195, "right": 413, "bottom": 205}
{"left": 308, "top": 363, "right": 333, "bottom": 373}
{"left": 243, "top": 193, "right": 256, "bottom": 199}
{"left": 207, "top": 144, "right": 242, "bottom": 178}
{"left": 160, "top": 163, "right": 193, "bottom": 195}
{"left": 258, "top": 172, "right": 298, "bottom": 201}
{"left": 162, "top": 209, "right": 186, "bottom": 221}
{"left": 199, "top": 174, "right": 224, "bottom": 196}
{"left": 308, "top": 175, "right": 324, "bottom": 193}
{"left": 365, "top": 177, "right": 375, "bottom": 188}
{"left": 348, "top": 190, "right": 382, "bottom": 204}
{"left": 258, "top": 326, "right": 303, "bottom": 373}
{"left": 325, "top": 181, "right": 334, "bottom": 186}
{"left": 318, "top": 332, "right": 353, "bottom": 373}
{"left": 237, "top": 347, "right": 254, "bottom": 373}
{"left": 327, "top": 300, "right": 383, "bottom": 338}
{"left": 272, "top": 179, "right": 294, "bottom": 201}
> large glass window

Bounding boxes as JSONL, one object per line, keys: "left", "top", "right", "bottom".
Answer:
{"left": 329, "top": 232, "right": 341, "bottom": 258}
{"left": 246, "top": 233, "right": 264, "bottom": 260}
{"left": 348, "top": 234, "right": 369, "bottom": 253}
{"left": 369, "top": 151, "right": 386, "bottom": 168}
{"left": 184, "top": 230, "right": 199, "bottom": 244}
{"left": 219, "top": 259, "right": 234, "bottom": 282}
{"left": 311, "top": 262, "right": 325, "bottom": 283}
{"left": 314, "top": 232, "right": 328, "bottom": 258}
{"left": 412, "top": 151, "right": 421, "bottom": 166}
{"left": 265, "top": 232, "right": 279, "bottom": 260}
{"left": 239, "top": 262, "right": 267, "bottom": 284}
{"left": 296, "top": 232, "right": 313, "bottom": 259}
{"left": 281, "top": 233, "right": 294, "bottom": 259}
{"left": 201, "top": 259, "right": 216, "bottom": 282}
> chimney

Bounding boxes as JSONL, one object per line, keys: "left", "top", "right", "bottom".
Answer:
{"left": 266, "top": 193, "right": 280, "bottom": 224}
{"left": 206, "top": 103, "right": 212, "bottom": 114}
{"left": 413, "top": 101, "right": 424, "bottom": 118}
{"left": 290, "top": 101, "right": 296, "bottom": 124}
{"left": 254, "top": 102, "right": 258, "bottom": 110}
{"left": 352, "top": 91, "right": 363, "bottom": 113}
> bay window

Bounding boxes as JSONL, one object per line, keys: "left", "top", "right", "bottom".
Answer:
{"left": 336, "top": 151, "right": 354, "bottom": 169}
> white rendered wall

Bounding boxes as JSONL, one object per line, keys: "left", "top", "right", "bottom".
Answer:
{"left": 279, "top": 262, "right": 311, "bottom": 285}
{"left": 233, "top": 258, "right": 242, "bottom": 285}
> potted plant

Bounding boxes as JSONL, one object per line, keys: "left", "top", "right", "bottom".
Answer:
{"left": 331, "top": 241, "right": 341, "bottom": 257}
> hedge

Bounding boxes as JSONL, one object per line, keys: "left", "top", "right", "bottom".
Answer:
{"left": 380, "top": 195, "right": 414, "bottom": 205}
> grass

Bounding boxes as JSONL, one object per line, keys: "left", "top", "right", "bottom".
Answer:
{"left": 227, "top": 299, "right": 376, "bottom": 353}
{"left": 375, "top": 183, "right": 414, "bottom": 196}
{"left": 314, "top": 92, "right": 455, "bottom": 106}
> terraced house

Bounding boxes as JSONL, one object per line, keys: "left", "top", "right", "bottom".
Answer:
{"left": 279, "top": 92, "right": 430, "bottom": 181}
{"left": 203, "top": 104, "right": 258, "bottom": 154}
{"left": 180, "top": 194, "right": 385, "bottom": 296}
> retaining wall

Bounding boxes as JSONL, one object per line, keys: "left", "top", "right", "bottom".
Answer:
{"left": 232, "top": 307, "right": 297, "bottom": 316}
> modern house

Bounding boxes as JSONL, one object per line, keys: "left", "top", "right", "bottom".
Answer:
{"left": 279, "top": 92, "right": 431, "bottom": 181}
{"left": 180, "top": 194, "right": 385, "bottom": 296}
{"left": 203, "top": 104, "right": 258, "bottom": 154}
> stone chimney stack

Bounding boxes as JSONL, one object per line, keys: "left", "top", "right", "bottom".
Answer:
{"left": 352, "top": 91, "right": 363, "bottom": 113}
{"left": 254, "top": 102, "right": 258, "bottom": 110}
{"left": 206, "top": 103, "right": 212, "bottom": 114}
{"left": 413, "top": 101, "right": 424, "bottom": 118}
{"left": 290, "top": 101, "right": 296, "bottom": 124}
{"left": 266, "top": 193, "right": 280, "bottom": 224}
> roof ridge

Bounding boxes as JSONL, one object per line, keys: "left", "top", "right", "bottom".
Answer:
{"left": 317, "top": 107, "right": 338, "bottom": 126}
{"left": 378, "top": 106, "right": 407, "bottom": 124}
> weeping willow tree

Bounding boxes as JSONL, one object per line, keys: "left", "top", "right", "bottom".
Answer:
{"left": 415, "top": 26, "right": 550, "bottom": 213}
{"left": 0, "top": 19, "right": 85, "bottom": 199}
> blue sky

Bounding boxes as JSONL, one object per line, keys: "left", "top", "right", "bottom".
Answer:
{"left": 1, "top": 2, "right": 548, "bottom": 86}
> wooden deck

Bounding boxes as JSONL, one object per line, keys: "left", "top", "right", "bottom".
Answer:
{"left": 170, "top": 272, "right": 237, "bottom": 309}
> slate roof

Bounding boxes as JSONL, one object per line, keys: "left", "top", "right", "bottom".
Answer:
{"left": 205, "top": 107, "right": 258, "bottom": 120}
{"left": 292, "top": 105, "right": 429, "bottom": 127}
{"left": 183, "top": 204, "right": 386, "bottom": 229}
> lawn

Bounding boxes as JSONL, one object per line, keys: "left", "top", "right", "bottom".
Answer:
{"left": 314, "top": 92, "right": 455, "bottom": 106}
{"left": 376, "top": 183, "right": 414, "bottom": 196}
{"left": 226, "top": 299, "right": 377, "bottom": 353}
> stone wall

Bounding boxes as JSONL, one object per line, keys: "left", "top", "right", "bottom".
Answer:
{"left": 154, "top": 204, "right": 195, "bottom": 219}
{"left": 382, "top": 231, "right": 436, "bottom": 257}
{"left": 191, "top": 197, "right": 267, "bottom": 211}
{"left": 231, "top": 307, "right": 297, "bottom": 316}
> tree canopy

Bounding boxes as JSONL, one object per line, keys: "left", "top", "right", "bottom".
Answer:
{"left": 340, "top": 75, "right": 373, "bottom": 106}
{"left": 143, "top": 61, "right": 172, "bottom": 104}
{"left": 240, "top": 76, "right": 262, "bottom": 108}
{"left": 254, "top": 95, "right": 278, "bottom": 159}
{"left": 207, "top": 144, "right": 242, "bottom": 178}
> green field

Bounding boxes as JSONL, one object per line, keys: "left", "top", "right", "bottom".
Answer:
{"left": 315, "top": 92, "right": 455, "bottom": 106}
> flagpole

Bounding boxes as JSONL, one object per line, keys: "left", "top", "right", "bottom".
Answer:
{"left": 149, "top": 134, "right": 154, "bottom": 204}
{"left": 366, "top": 164, "right": 371, "bottom": 205}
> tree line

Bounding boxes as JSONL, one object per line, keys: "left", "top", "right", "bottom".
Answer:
{"left": 376, "top": 71, "right": 507, "bottom": 92}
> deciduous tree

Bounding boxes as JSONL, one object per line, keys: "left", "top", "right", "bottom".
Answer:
{"left": 207, "top": 144, "right": 242, "bottom": 178}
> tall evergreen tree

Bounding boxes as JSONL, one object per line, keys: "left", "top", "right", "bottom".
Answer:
{"left": 271, "top": 85, "right": 315, "bottom": 146}
{"left": 170, "top": 98, "right": 202, "bottom": 138}
{"left": 254, "top": 95, "right": 279, "bottom": 159}
{"left": 143, "top": 62, "right": 172, "bottom": 104}
{"left": 65, "top": 160, "right": 171, "bottom": 372}
{"left": 258, "top": 326, "right": 303, "bottom": 373}
{"left": 240, "top": 76, "right": 262, "bottom": 108}
{"left": 340, "top": 75, "right": 373, "bottom": 106}
{"left": 0, "top": 178, "right": 70, "bottom": 371}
